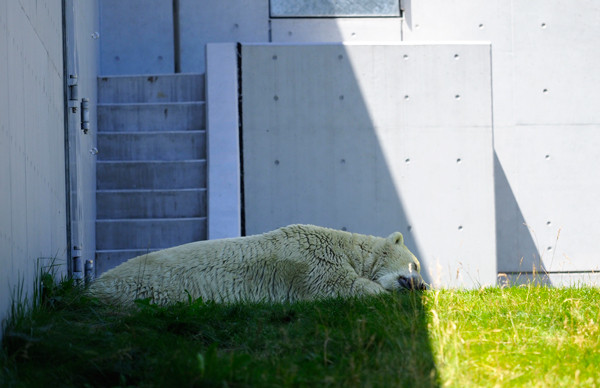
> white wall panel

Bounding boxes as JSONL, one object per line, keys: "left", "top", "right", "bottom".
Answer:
{"left": 180, "top": 0, "right": 268, "bottom": 73}
{"left": 206, "top": 43, "right": 241, "bottom": 239}
{"left": 401, "top": 0, "right": 513, "bottom": 127}
{"left": 495, "top": 125, "right": 600, "bottom": 273}
{"left": 241, "top": 43, "right": 495, "bottom": 288}
{"left": 402, "top": 0, "right": 600, "bottom": 279}
{"left": 271, "top": 18, "right": 401, "bottom": 43}
{"left": 100, "top": 0, "right": 174, "bottom": 75}
{"left": 512, "top": 0, "right": 600, "bottom": 125}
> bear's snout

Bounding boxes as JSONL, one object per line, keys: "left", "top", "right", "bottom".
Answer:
{"left": 397, "top": 276, "right": 427, "bottom": 290}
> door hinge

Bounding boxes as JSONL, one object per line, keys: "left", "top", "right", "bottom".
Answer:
{"left": 68, "top": 74, "right": 78, "bottom": 113}
{"left": 80, "top": 97, "right": 90, "bottom": 134}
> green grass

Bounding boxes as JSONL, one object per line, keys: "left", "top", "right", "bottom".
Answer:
{"left": 1, "top": 279, "right": 599, "bottom": 387}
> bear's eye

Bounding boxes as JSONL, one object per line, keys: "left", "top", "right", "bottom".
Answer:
{"left": 409, "top": 263, "right": 417, "bottom": 273}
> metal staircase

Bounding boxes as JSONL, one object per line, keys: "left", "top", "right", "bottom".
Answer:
{"left": 95, "top": 74, "right": 207, "bottom": 275}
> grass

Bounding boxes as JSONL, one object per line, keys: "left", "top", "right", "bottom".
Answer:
{"left": 1, "top": 277, "right": 599, "bottom": 387}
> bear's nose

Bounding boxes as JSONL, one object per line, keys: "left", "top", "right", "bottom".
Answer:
{"left": 397, "top": 276, "right": 427, "bottom": 290}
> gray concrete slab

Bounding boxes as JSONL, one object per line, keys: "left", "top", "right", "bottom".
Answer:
{"left": 96, "top": 218, "right": 207, "bottom": 250}
{"left": 98, "top": 74, "right": 205, "bottom": 103}
{"left": 96, "top": 188, "right": 207, "bottom": 219}
{"left": 97, "top": 102, "right": 206, "bottom": 132}
{"left": 97, "top": 130, "right": 206, "bottom": 161}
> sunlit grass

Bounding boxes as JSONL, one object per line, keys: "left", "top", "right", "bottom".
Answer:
{"left": 1, "top": 275, "right": 598, "bottom": 387}
{"left": 426, "top": 287, "right": 600, "bottom": 387}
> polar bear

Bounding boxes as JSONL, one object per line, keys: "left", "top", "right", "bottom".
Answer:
{"left": 89, "top": 224, "right": 426, "bottom": 306}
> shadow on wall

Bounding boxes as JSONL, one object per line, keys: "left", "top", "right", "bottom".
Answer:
{"left": 240, "top": 42, "right": 429, "bottom": 284}
{"left": 494, "top": 152, "right": 550, "bottom": 286}
{"left": 238, "top": 10, "right": 437, "bottom": 385}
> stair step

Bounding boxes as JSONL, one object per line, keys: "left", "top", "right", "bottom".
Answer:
{"left": 98, "top": 73, "right": 205, "bottom": 103}
{"left": 95, "top": 249, "right": 161, "bottom": 275}
{"left": 96, "top": 160, "right": 206, "bottom": 190}
{"left": 97, "top": 130, "right": 206, "bottom": 161}
{"left": 97, "top": 189, "right": 207, "bottom": 219}
{"left": 96, "top": 218, "right": 207, "bottom": 250}
{"left": 98, "top": 102, "right": 205, "bottom": 132}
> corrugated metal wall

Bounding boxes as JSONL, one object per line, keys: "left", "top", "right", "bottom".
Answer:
{"left": 0, "top": 0, "right": 99, "bottom": 331}
{"left": 0, "top": 0, "right": 67, "bottom": 327}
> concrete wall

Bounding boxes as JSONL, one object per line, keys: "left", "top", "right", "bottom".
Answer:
{"left": 0, "top": 0, "right": 67, "bottom": 328}
{"left": 99, "top": 0, "right": 403, "bottom": 74}
{"left": 96, "top": 0, "right": 600, "bottom": 285}
{"left": 240, "top": 43, "right": 496, "bottom": 288}
{"left": 203, "top": 2, "right": 600, "bottom": 286}
{"left": 402, "top": 0, "right": 600, "bottom": 282}
{"left": 99, "top": 0, "right": 175, "bottom": 75}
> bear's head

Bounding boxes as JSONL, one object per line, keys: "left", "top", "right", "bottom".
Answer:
{"left": 369, "top": 232, "right": 427, "bottom": 291}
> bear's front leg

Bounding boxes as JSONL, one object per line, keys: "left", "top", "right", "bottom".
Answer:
{"left": 349, "top": 277, "right": 386, "bottom": 296}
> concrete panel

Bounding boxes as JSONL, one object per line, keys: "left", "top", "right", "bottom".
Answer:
{"left": 97, "top": 102, "right": 205, "bottom": 132}
{"left": 494, "top": 125, "right": 600, "bottom": 273}
{"left": 401, "top": 0, "right": 514, "bottom": 127}
{"left": 97, "top": 188, "right": 207, "bottom": 219}
{"left": 500, "top": 272, "right": 600, "bottom": 288}
{"left": 179, "top": 0, "right": 268, "bottom": 74}
{"left": 241, "top": 43, "right": 495, "bottom": 288}
{"left": 271, "top": 18, "right": 401, "bottom": 42}
{"left": 512, "top": 0, "right": 600, "bottom": 125}
{"left": 99, "top": 0, "right": 174, "bottom": 75}
{"left": 206, "top": 43, "right": 241, "bottom": 239}
{"left": 98, "top": 74, "right": 205, "bottom": 103}
{"left": 96, "top": 218, "right": 207, "bottom": 250}
{"left": 97, "top": 131, "right": 206, "bottom": 161}
{"left": 96, "top": 160, "right": 206, "bottom": 190}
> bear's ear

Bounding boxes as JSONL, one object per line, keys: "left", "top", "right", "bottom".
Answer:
{"left": 388, "top": 232, "right": 404, "bottom": 245}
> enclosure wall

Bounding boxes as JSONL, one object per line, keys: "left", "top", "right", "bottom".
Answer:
{"left": 0, "top": 0, "right": 67, "bottom": 330}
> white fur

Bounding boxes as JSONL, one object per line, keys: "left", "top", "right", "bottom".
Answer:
{"left": 89, "top": 224, "right": 424, "bottom": 306}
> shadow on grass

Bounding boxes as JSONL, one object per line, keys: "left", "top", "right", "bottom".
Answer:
{"left": 1, "top": 285, "right": 438, "bottom": 387}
